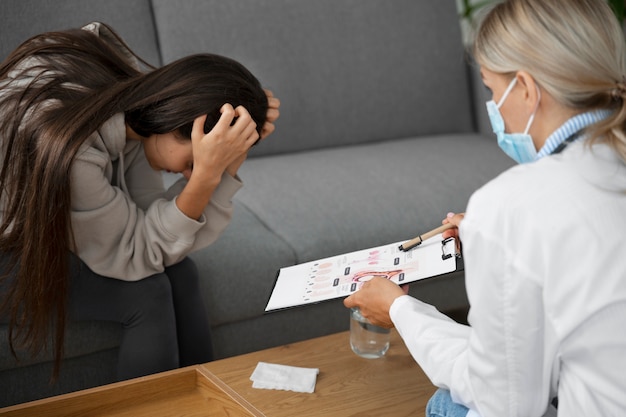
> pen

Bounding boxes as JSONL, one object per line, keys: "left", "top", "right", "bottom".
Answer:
{"left": 398, "top": 223, "right": 456, "bottom": 252}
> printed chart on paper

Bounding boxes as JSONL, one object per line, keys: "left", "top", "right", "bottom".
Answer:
{"left": 265, "top": 235, "right": 458, "bottom": 311}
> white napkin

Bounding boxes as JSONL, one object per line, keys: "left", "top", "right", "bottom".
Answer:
{"left": 250, "top": 362, "right": 319, "bottom": 393}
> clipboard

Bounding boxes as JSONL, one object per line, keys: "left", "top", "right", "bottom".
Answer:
{"left": 264, "top": 234, "right": 463, "bottom": 312}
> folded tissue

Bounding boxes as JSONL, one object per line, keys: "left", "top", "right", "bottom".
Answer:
{"left": 250, "top": 362, "right": 320, "bottom": 393}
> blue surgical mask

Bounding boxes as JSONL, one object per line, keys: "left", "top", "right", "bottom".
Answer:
{"left": 486, "top": 77, "right": 540, "bottom": 164}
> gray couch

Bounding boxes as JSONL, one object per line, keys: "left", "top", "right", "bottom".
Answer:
{"left": 0, "top": 0, "right": 514, "bottom": 407}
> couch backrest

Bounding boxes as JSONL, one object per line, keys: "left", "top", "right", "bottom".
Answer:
{"left": 1, "top": 1, "right": 475, "bottom": 158}
{"left": 0, "top": 0, "right": 161, "bottom": 68}
{"left": 151, "top": 0, "right": 475, "bottom": 157}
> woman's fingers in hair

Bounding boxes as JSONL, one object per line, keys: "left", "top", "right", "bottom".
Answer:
{"left": 191, "top": 114, "right": 209, "bottom": 142}
{"left": 266, "top": 106, "right": 280, "bottom": 123}
{"left": 217, "top": 103, "right": 238, "bottom": 130}
{"left": 260, "top": 121, "right": 276, "bottom": 140}
{"left": 261, "top": 89, "right": 280, "bottom": 140}
{"left": 229, "top": 105, "right": 259, "bottom": 145}
{"left": 262, "top": 106, "right": 279, "bottom": 138}
{"left": 264, "top": 89, "right": 281, "bottom": 123}
{"left": 195, "top": 104, "right": 258, "bottom": 146}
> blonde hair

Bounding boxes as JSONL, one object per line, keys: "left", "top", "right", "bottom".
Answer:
{"left": 473, "top": 0, "right": 626, "bottom": 162}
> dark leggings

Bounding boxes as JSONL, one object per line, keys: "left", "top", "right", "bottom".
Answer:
{"left": 3, "top": 255, "right": 214, "bottom": 381}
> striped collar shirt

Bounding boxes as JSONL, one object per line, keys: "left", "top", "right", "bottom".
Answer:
{"left": 536, "top": 109, "right": 613, "bottom": 159}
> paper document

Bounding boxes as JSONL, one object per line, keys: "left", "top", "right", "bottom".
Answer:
{"left": 265, "top": 234, "right": 459, "bottom": 312}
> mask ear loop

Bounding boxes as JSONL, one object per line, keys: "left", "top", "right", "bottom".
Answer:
{"left": 496, "top": 77, "right": 518, "bottom": 108}
{"left": 523, "top": 84, "right": 542, "bottom": 135}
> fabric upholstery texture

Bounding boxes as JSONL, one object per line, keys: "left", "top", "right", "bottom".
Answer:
{"left": 0, "top": 0, "right": 161, "bottom": 66}
{"left": 151, "top": 0, "right": 474, "bottom": 156}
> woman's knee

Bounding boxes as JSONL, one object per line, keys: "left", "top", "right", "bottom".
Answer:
{"left": 165, "top": 257, "right": 202, "bottom": 296}
{"left": 119, "top": 272, "right": 175, "bottom": 326}
{"left": 68, "top": 258, "right": 175, "bottom": 324}
{"left": 166, "top": 257, "right": 198, "bottom": 280}
{"left": 129, "top": 272, "right": 173, "bottom": 303}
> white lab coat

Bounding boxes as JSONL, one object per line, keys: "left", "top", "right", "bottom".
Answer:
{"left": 391, "top": 140, "right": 626, "bottom": 417}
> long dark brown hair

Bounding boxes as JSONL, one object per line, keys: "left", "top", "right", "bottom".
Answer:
{"left": 0, "top": 23, "right": 268, "bottom": 379}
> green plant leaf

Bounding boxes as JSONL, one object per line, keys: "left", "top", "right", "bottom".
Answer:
{"left": 460, "top": 0, "right": 625, "bottom": 23}
{"left": 607, "top": 0, "right": 625, "bottom": 22}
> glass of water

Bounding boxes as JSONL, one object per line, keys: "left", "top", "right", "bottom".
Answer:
{"left": 349, "top": 307, "right": 390, "bottom": 359}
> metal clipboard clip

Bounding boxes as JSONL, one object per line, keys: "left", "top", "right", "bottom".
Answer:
{"left": 441, "top": 237, "right": 460, "bottom": 260}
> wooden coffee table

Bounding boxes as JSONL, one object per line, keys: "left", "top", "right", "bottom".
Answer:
{"left": 202, "top": 329, "right": 436, "bottom": 416}
{"left": 0, "top": 329, "right": 435, "bottom": 416}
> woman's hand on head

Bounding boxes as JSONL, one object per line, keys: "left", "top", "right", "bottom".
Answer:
{"left": 190, "top": 104, "right": 259, "bottom": 179}
{"left": 260, "top": 89, "right": 280, "bottom": 140}
{"left": 343, "top": 277, "right": 407, "bottom": 328}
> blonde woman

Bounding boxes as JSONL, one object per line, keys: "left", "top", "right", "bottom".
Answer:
{"left": 345, "top": 0, "right": 626, "bottom": 415}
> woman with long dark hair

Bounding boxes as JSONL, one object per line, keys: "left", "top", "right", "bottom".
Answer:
{"left": 0, "top": 22, "right": 279, "bottom": 381}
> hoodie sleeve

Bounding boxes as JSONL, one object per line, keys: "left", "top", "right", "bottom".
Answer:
{"left": 67, "top": 23, "right": 243, "bottom": 280}
{"left": 69, "top": 123, "right": 242, "bottom": 281}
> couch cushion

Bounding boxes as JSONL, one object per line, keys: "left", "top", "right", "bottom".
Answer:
{"left": 236, "top": 133, "right": 514, "bottom": 264}
{"left": 0, "top": 0, "right": 161, "bottom": 66}
{"left": 151, "top": 0, "right": 474, "bottom": 156}
{"left": 188, "top": 203, "right": 297, "bottom": 327}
